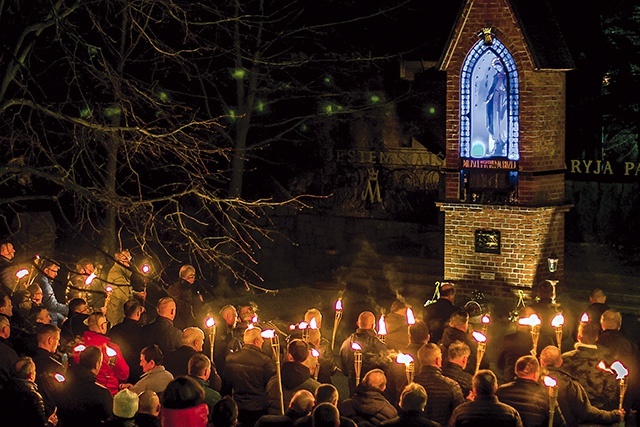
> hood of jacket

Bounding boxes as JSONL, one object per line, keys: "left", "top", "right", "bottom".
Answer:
{"left": 351, "top": 387, "right": 390, "bottom": 416}
{"left": 281, "top": 361, "right": 311, "bottom": 390}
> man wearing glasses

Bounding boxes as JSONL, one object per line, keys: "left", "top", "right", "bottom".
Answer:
{"left": 37, "top": 259, "right": 69, "bottom": 327}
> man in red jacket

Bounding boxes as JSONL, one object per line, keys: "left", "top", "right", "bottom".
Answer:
{"left": 74, "top": 312, "right": 129, "bottom": 394}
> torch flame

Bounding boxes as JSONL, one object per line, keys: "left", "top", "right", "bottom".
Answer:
{"left": 141, "top": 264, "right": 150, "bottom": 274}
{"left": 85, "top": 272, "right": 96, "bottom": 285}
{"left": 335, "top": 299, "right": 343, "bottom": 311}
{"left": 15, "top": 269, "right": 29, "bottom": 279}
{"left": 54, "top": 373, "right": 66, "bottom": 383}
{"left": 406, "top": 307, "right": 416, "bottom": 325}
{"left": 289, "top": 324, "right": 296, "bottom": 330}
{"left": 597, "top": 361, "right": 612, "bottom": 373}
{"left": 396, "top": 353, "right": 414, "bottom": 365}
{"left": 251, "top": 315, "right": 259, "bottom": 324}
{"left": 74, "top": 344, "right": 86, "bottom": 352}
{"left": 105, "top": 285, "right": 113, "bottom": 293}
{"left": 311, "top": 348, "right": 320, "bottom": 358}
{"left": 105, "top": 346, "right": 117, "bottom": 357}
{"left": 351, "top": 342, "right": 362, "bottom": 351}
{"left": 472, "top": 331, "right": 487, "bottom": 343}
{"left": 309, "top": 317, "right": 318, "bottom": 329}
{"left": 551, "top": 313, "right": 565, "bottom": 328}
{"left": 611, "top": 361, "right": 629, "bottom": 380}
{"left": 205, "top": 317, "right": 215, "bottom": 328}
{"left": 481, "top": 314, "right": 491, "bottom": 325}
{"left": 378, "top": 315, "right": 387, "bottom": 335}
{"left": 543, "top": 376, "right": 557, "bottom": 387}
{"left": 260, "top": 329, "right": 275, "bottom": 339}
{"left": 299, "top": 321, "right": 309, "bottom": 330}
{"left": 580, "top": 312, "right": 589, "bottom": 323}
{"left": 247, "top": 323, "right": 255, "bottom": 330}
{"left": 528, "top": 314, "right": 541, "bottom": 326}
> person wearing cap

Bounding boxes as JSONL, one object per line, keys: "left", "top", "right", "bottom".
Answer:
{"left": 423, "top": 282, "right": 458, "bottom": 344}
{"left": 104, "top": 388, "right": 139, "bottom": 426}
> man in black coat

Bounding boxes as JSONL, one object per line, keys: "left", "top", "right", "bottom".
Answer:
{"left": 442, "top": 340, "right": 473, "bottom": 398}
{"left": 439, "top": 310, "right": 479, "bottom": 375}
{"left": 255, "top": 389, "right": 315, "bottom": 427}
{"left": 108, "top": 298, "right": 146, "bottom": 383}
{"left": 380, "top": 382, "right": 440, "bottom": 427}
{"left": 33, "top": 324, "right": 66, "bottom": 417}
{"left": 448, "top": 369, "right": 523, "bottom": 427}
{"left": 59, "top": 297, "right": 89, "bottom": 346}
{"left": 293, "top": 384, "right": 357, "bottom": 427}
{"left": 0, "top": 314, "right": 18, "bottom": 388}
{"left": 496, "top": 355, "right": 565, "bottom": 427}
{"left": 496, "top": 307, "right": 535, "bottom": 384}
{"left": 338, "top": 369, "right": 398, "bottom": 426}
{"left": 339, "top": 311, "right": 389, "bottom": 396}
{"left": 164, "top": 326, "right": 222, "bottom": 390}
{"left": 423, "top": 282, "right": 457, "bottom": 344}
{"left": 58, "top": 345, "right": 113, "bottom": 427}
{"left": 223, "top": 326, "right": 277, "bottom": 427}
{"left": 141, "top": 296, "right": 182, "bottom": 356}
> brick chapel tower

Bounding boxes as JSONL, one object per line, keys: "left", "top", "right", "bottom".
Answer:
{"left": 437, "top": 0, "right": 574, "bottom": 300}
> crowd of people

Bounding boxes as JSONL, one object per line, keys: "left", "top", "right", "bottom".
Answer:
{"left": 1, "top": 239, "right": 640, "bottom": 427}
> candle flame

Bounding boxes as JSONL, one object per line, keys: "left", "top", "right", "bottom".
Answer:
{"left": 85, "top": 272, "right": 96, "bottom": 285}
{"left": 205, "top": 317, "right": 215, "bottom": 328}
{"left": 551, "top": 313, "right": 565, "bottom": 327}
{"left": 54, "top": 373, "right": 66, "bottom": 383}
{"left": 543, "top": 376, "right": 557, "bottom": 387}
{"left": 611, "top": 361, "right": 629, "bottom": 380}
{"left": 74, "top": 344, "right": 86, "bottom": 352}
{"left": 299, "top": 321, "right": 309, "bottom": 330}
{"left": 335, "top": 299, "right": 343, "bottom": 311}
{"left": 406, "top": 307, "right": 415, "bottom": 325}
{"left": 261, "top": 329, "right": 275, "bottom": 339}
{"left": 15, "top": 269, "right": 29, "bottom": 279}
{"left": 378, "top": 315, "right": 387, "bottom": 335}
{"left": 106, "top": 346, "right": 117, "bottom": 357}
{"left": 311, "top": 348, "right": 320, "bottom": 357}
{"left": 309, "top": 317, "right": 318, "bottom": 329}
{"left": 351, "top": 342, "right": 362, "bottom": 351}
{"left": 481, "top": 314, "right": 491, "bottom": 324}
{"left": 580, "top": 312, "right": 589, "bottom": 323}
{"left": 396, "top": 353, "right": 414, "bottom": 365}
{"left": 472, "top": 331, "right": 487, "bottom": 343}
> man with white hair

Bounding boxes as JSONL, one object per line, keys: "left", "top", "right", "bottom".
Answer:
{"left": 223, "top": 326, "right": 277, "bottom": 427}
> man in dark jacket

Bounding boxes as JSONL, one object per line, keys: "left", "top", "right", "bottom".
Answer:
{"left": 496, "top": 355, "right": 566, "bottom": 427}
{"left": 384, "top": 300, "right": 409, "bottom": 351}
{"left": 108, "top": 298, "right": 146, "bottom": 383}
{"left": 449, "top": 369, "right": 523, "bottom": 427}
{"left": 442, "top": 340, "right": 473, "bottom": 398}
{"left": 33, "top": 324, "right": 66, "bottom": 417}
{"left": 167, "top": 264, "right": 204, "bottom": 330}
{"left": 256, "top": 389, "right": 315, "bottom": 427}
{"left": 2, "top": 356, "right": 59, "bottom": 427}
{"left": 187, "top": 353, "right": 221, "bottom": 416}
{"left": 36, "top": 258, "right": 68, "bottom": 328}
{"left": 0, "top": 314, "right": 18, "bottom": 388}
{"left": 59, "top": 297, "right": 89, "bottom": 346}
{"left": 380, "top": 382, "right": 439, "bottom": 427}
{"left": 267, "top": 338, "right": 320, "bottom": 414}
{"left": 141, "top": 296, "right": 182, "bottom": 356}
{"left": 223, "top": 326, "right": 277, "bottom": 427}
{"left": 163, "top": 326, "right": 221, "bottom": 390}
{"left": 561, "top": 321, "right": 618, "bottom": 410}
{"left": 339, "top": 311, "right": 389, "bottom": 396}
{"left": 214, "top": 304, "right": 242, "bottom": 375}
{"left": 58, "top": 345, "right": 113, "bottom": 427}
{"left": 339, "top": 369, "right": 398, "bottom": 426}
{"left": 423, "top": 282, "right": 457, "bottom": 344}
{"left": 439, "top": 310, "right": 478, "bottom": 375}
{"left": 414, "top": 343, "right": 464, "bottom": 425}
{"left": 293, "top": 384, "right": 357, "bottom": 427}
{"left": 496, "top": 307, "right": 535, "bottom": 384}
{"left": 540, "top": 345, "right": 621, "bottom": 426}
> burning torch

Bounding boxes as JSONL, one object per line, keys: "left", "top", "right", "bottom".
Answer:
{"left": 396, "top": 353, "right": 415, "bottom": 384}
{"left": 406, "top": 307, "right": 416, "bottom": 338}
{"left": 551, "top": 313, "right": 564, "bottom": 350}
{"left": 351, "top": 342, "right": 363, "bottom": 387}
{"left": 519, "top": 313, "right": 542, "bottom": 356}
{"left": 331, "top": 298, "right": 343, "bottom": 350}
{"left": 205, "top": 316, "right": 216, "bottom": 362}
{"left": 377, "top": 315, "right": 387, "bottom": 343}
{"left": 611, "top": 361, "right": 629, "bottom": 426}
{"left": 262, "top": 329, "right": 284, "bottom": 415}
{"left": 310, "top": 348, "right": 320, "bottom": 381}
{"left": 472, "top": 331, "right": 487, "bottom": 373}
{"left": 543, "top": 376, "right": 559, "bottom": 427}
{"left": 481, "top": 314, "right": 491, "bottom": 335}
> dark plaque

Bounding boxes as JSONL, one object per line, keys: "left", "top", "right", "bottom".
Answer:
{"left": 475, "top": 229, "right": 501, "bottom": 254}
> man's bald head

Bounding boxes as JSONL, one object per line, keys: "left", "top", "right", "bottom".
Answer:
{"left": 357, "top": 311, "right": 375, "bottom": 330}
{"left": 362, "top": 368, "right": 387, "bottom": 392}
{"left": 289, "top": 389, "right": 315, "bottom": 414}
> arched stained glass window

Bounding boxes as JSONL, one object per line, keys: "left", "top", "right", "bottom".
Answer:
{"left": 460, "top": 38, "right": 519, "bottom": 160}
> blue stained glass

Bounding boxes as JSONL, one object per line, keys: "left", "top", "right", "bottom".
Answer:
{"left": 459, "top": 38, "right": 519, "bottom": 160}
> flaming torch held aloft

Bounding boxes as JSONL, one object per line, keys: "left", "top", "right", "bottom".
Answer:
{"left": 331, "top": 298, "right": 343, "bottom": 350}
{"left": 481, "top": 314, "right": 491, "bottom": 335}
{"left": 205, "top": 317, "right": 216, "bottom": 362}
{"left": 299, "top": 321, "right": 309, "bottom": 342}
{"left": 351, "top": 342, "right": 363, "bottom": 387}
{"left": 543, "top": 376, "right": 559, "bottom": 427}
{"left": 519, "top": 313, "right": 542, "bottom": 356}
{"left": 396, "top": 353, "right": 415, "bottom": 384}
{"left": 262, "top": 329, "right": 284, "bottom": 415}
{"left": 551, "top": 313, "right": 565, "bottom": 350}
{"left": 378, "top": 315, "right": 387, "bottom": 343}
{"left": 310, "top": 348, "right": 320, "bottom": 381}
{"left": 471, "top": 331, "right": 487, "bottom": 373}
{"left": 611, "top": 361, "right": 629, "bottom": 426}
{"left": 406, "top": 307, "right": 416, "bottom": 337}
{"left": 580, "top": 312, "right": 589, "bottom": 323}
